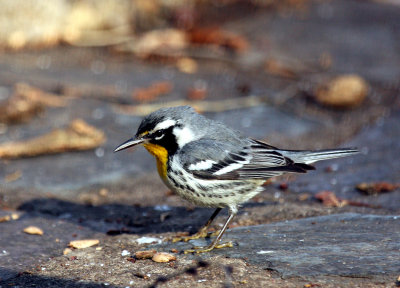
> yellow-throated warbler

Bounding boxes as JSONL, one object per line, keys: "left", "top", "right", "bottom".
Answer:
{"left": 115, "top": 106, "right": 358, "bottom": 253}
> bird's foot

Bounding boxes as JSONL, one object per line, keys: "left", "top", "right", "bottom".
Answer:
{"left": 184, "top": 241, "right": 233, "bottom": 254}
{"left": 172, "top": 227, "right": 218, "bottom": 243}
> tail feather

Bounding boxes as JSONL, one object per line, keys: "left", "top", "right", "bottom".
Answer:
{"left": 281, "top": 148, "right": 359, "bottom": 165}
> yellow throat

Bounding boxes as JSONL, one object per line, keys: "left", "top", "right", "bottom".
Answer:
{"left": 143, "top": 143, "right": 168, "bottom": 180}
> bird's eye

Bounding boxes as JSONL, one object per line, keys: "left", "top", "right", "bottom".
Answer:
{"left": 153, "top": 130, "right": 164, "bottom": 140}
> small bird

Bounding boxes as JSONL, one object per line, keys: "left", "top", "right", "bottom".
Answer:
{"left": 115, "top": 106, "right": 358, "bottom": 253}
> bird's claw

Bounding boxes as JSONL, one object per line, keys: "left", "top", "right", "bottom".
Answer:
{"left": 184, "top": 241, "right": 233, "bottom": 254}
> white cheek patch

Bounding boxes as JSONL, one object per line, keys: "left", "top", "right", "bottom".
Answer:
{"left": 153, "top": 119, "right": 176, "bottom": 131}
{"left": 189, "top": 160, "right": 217, "bottom": 171}
{"left": 173, "top": 126, "right": 196, "bottom": 148}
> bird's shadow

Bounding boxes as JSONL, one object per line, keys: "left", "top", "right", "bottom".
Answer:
{"left": 17, "top": 198, "right": 272, "bottom": 236}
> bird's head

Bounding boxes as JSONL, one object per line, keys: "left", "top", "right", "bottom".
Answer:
{"left": 114, "top": 106, "right": 204, "bottom": 154}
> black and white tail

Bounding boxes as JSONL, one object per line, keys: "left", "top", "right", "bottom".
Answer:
{"left": 281, "top": 148, "right": 359, "bottom": 165}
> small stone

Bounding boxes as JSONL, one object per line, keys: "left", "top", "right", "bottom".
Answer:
{"left": 135, "top": 250, "right": 157, "bottom": 259}
{"left": 0, "top": 215, "right": 11, "bottom": 223}
{"left": 99, "top": 188, "right": 108, "bottom": 197}
{"left": 314, "top": 74, "right": 368, "bottom": 108}
{"left": 356, "top": 182, "right": 398, "bottom": 195}
{"left": 63, "top": 248, "right": 72, "bottom": 255}
{"left": 69, "top": 239, "right": 99, "bottom": 249}
{"left": 23, "top": 226, "right": 44, "bottom": 235}
{"left": 152, "top": 252, "right": 176, "bottom": 263}
{"left": 176, "top": 57, "right": 197, "bottom": 74}
{"left": 315, "top": 191, "right": 348, "bottom": 207}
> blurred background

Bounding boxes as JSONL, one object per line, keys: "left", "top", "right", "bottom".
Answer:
{"left": 1, "top": 0, "right": 398, "bottom": 191}
{"left": 0, "top": 0, "right": 399, "bottom": 285}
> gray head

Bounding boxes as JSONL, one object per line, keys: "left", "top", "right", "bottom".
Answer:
{"left": 114, "top": 106, "right": 209, "bottom": 154}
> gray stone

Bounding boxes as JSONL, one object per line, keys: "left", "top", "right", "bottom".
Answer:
{"left": 168, "top": 213, "right": 400, "bottom": 278}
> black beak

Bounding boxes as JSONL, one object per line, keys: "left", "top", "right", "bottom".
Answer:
{"left": 114, "top": 137, "right": 145, "bottom": 152}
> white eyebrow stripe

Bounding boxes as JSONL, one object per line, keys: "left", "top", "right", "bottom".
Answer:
{"left": 153, "top": 119, "right": 176, "bottom": 131}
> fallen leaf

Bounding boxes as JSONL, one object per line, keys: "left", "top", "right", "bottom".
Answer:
{"left": 152, "top": 252, "right": 176, "bottom": 263}
{"left": 23, "top": 226, "right": 44, "bottom": 235}
{"left": 116, "top": 28, "right": 187, "bottom": 58}
{"left": 69, "top": 239, "right": 99, "bottom": 249}
{"left": 264, "top": 59, "right": 298, "bottom": 79}
{"left": 0, "top": 119, "right": 105, "bottom": 159}
{"left": 5, "top": 170, "right": 22, "bottom": 183}
{"left": 314, "top": 74, "right": 368, "bottom": 108}
{"left": 314, "top": 191, "right": 348, "bottom": 207}
{"left": 356, "top": 182, "right": 399, "bottom": 195}
{"left": 188, "top": 27, "right": 248, "bottom": 53}
{"left": 0, "top": 90, "right": 43, "bottom": 124}
{"left": 0, "top": 213, "right": 20, "bottom": 223}
{"left": 135, "top": 250, "right": 157, "bottom": 259}
{"left": 132, "top": 81, "right": 173, "bottom": 103}
{"left": 14, "top": 83, "right": 67, "bottom": 107}
{"left": 0, "top": 83, "right": 67, "bottom": 125}
{"left": 0, "top": 215, "right": 11, "bottom": 223}
{"left": 187, "top": 87, "right": 207, "bottom": 100}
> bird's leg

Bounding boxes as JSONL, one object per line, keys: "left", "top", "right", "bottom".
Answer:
{"left": 172, "top": 208, "right": 222, "bottom": 243}
{"left": 184, "top": 210, "right": 236, "bottom": 254}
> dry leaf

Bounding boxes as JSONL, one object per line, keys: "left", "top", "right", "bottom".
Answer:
{"left": 69, "top": 239, "right": 99, "bottom": 249}
{"left": 5, "top": 170, "right": 22, "bottom": 183}
{"left": 264, "top": 59, "right": 298, "bottom": 79}
{"left": 152, "top": 252, "right": 176, "bottom": 263}
{"left": 116, "top": 28, "right": 187, "bottom": 58}
{"left": 188, "top": 27, "right": 248, "bottom": 53}
{"left": 0, "top": 91, "right": 43, "bottom": 124}
{"left": 15, "top": 83, "right": 67, "bottom": 107}
{"left": 135, "top": 250, "right": 157, "bottom": 259}
{"left": 23, "top": 226, "right": 44, "bottom": 235}
{"left": 0, "top": 215, "right": 11, "bottom": 223}
{"left": 187, "top": 87, "right": 207, "bottom": 100}
{"left": 315, "top": 191, "right": 348, "bottom": 207}
{"left": 132, "top": 81, "right": 173, "bottom": 103}
{"left": 314, "top": 75, "right": 368, "bottom": 108}
{"left": 0, "top": 83, "right": 67, "bottom": 125}
{"left": 0, "top": 119, "right": 105, "bottom": 159}
{"left": 356, "top": 182, "right": 399, "bottom": 195}
{"left": 0, "top": 213, "right": 20, "bottom": 223}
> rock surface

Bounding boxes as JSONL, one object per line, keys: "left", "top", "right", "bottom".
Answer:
{"left": 172, "top": 213, "right": 400, "bottom": 278}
